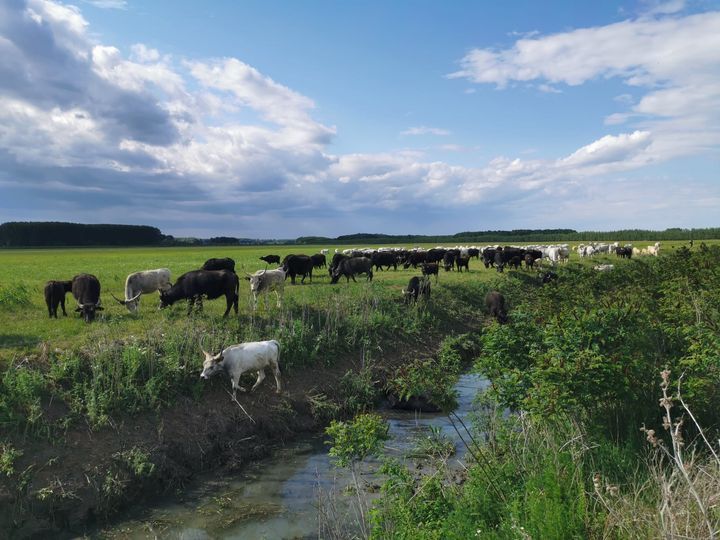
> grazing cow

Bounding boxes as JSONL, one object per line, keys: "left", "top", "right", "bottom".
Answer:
{"left": 159, "top": 270, "right": 239, "bottom": 317}
{"left": 484, "top": 291, "right": 508, "bottom": 324}
{"left": 371, "top": 251, "right": 398, "bottom": 271}
{"left": 330, "top": 256, "right": 373, "bottom": 284}
{"left": 201, "top": 340, "right": 281, "bottom": 399}
{"left": 403, "top": 251, "right": 427, "bottom": 269}
{"left": 456, "top": 255, "right": 470, "bottom": 272}
{"left": 329, "top": 252, "right": 348, "bottom": 276}
{"left": 468, "top": 248, "right": 480, "bottom": 260}
{"left": 259, "top": 255, "right": 281, "bottom": 265}
{"left": 202, "top": 257, "right": 236, "bottom": 273}
{"left": 421, "top": 262, "right": 439, "bottom": 282}
{"left": 111, "top": 268, "right": 172, "bottom": 313}
{"left": 403, "top": 276, "right": 431, "bottom": 304}
{"left": 282, "top": 255, "right": 314, "bottom": 284}
{"left": 44, "top": 280, "right": 72, "bottom": 318}
{"left": 246, "top": 268, "right": 286, "bottom": 310}
{"left": 71, "top": 274, "right": 103, "bottom": 323}
{"left": 311, "top": 253, "right": 327, "bottom": 269}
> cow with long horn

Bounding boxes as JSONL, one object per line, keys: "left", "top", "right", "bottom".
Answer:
{"left": 71, "top": 273, "right": 103, "bottom": 323}
{"left": 111, "top": 268, "right": 172, "bottom": 313}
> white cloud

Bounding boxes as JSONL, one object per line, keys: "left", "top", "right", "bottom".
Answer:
{"left": 401, "top": 126, "right": 451, "bottom": 136}
{"left": 83, "top": 0, "right": 128, "bottom": 9}
{"left": 0, "top": 0, "right": 717, "bottom": 236}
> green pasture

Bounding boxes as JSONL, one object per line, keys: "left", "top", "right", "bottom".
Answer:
{"left": 0, "top": 239, "right": 705, "bottom": 362}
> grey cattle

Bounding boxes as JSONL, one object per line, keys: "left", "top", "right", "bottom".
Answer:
{"left": 111, "top": 268, "right": 172, "bottom": 313}
{"left": 246, "top": 268, "right": 286, "bottom": 310}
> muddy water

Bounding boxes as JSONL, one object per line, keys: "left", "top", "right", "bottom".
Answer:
{"left": 102, "top": 373, "right": 488, "bottom": 539}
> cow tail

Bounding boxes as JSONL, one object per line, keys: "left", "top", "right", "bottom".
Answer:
{"left": 234, "top": 275, "right": 240, "bottom": 311}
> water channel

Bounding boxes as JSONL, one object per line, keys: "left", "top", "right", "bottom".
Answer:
{"left": 101, "top": 373, "right": 488, "bottom": 539}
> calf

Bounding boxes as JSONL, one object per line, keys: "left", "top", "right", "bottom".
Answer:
{"left": 200, "top": 340, "right": 282, "bottom": 399}
{"left": 421, "top": 262, "right": 439, "bottom": 282}
{"left": 484, "top": 291, "right": 508, "bottom": 324}
{"left": 311, "top": 253, "right": 327, "bottom": 269}
{"left": 259, "top": 254, "right": 281, "bottom": 265}
{"left": 44, "top": 280, "right": 72, "bottom": 318}
{"left": 403, "top": 276, "right": 431, "bottom": 304}
{"left": 246, "top": 268, "right": 286, "bottom": 310}
{"left": 72, "top": 274, "right": 103, "bottom": 323}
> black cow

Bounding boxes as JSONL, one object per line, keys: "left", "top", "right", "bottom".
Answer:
{"left": 421, "top": 262, "right": 439, "bottom": 282}
{"left": 403, "top": 251, "right": 427, "bottom": 269}
{"left": 282, "top": 254, "right": 314, "bottom": 284}
{"left": 310, "top": 253, "right": 327, "bottom": 269}
{"left": 44, "top": 280, "right": 72, "bottom": 318}
{"left": 482, "top": 248, "right": 497, "bottom": 268}
{"left": 159, "top": 270, "right": 239, "bottom": 317}
{"left": 330, "top": 257, "right": 373, "bottom": 284}
{"left": 484, "top": 291, "right": 508, "bottom": 324}
{"left": 372, "top": 251, "right": 398, "bottom": 271}
{"left": 426, "top": 249, "right": 446, "bottom": 264}
{"left": 468, "top": 248, "right": 480, "bottom": 260}
{"left": 71, "top": 274, "right": 103, "bottom": 323}
{"left": 456, "top": 255, "right": 470, "bottom": 272}
{"left": 259, "top": 254, "right": 281, "bottom": 265}
{"left": 442, "top": 250, "right": 457, "bottom": 271}
{"left": 202, "top": 257, "right": 236, "bottom": 273}
{"left": 615, "top": 247, "right": 632, "bottom": 259}
{"left": 329, "top": 253, "right": 348, "bottom": 276}
{"left": 509, "top": 256, "right": 523, "bottom": 270}
{"left": 403, "top": 276, "right": 431, "bottom": 304}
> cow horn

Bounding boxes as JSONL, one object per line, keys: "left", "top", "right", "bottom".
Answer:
{"left": 128, "top": 292, "right": 142, "bottom": 303}
{"left": 259, "top": 269, "right": 266, "bottom": 275}
{"left": 111, "top": 293, "right": 127, "bottom": 305}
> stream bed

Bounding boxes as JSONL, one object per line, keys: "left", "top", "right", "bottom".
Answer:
{"left": 101, "top": 373, "right": 488, "bottom": 539}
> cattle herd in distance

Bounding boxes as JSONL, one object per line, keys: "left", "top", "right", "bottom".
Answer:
{"left": 40, "top": 241, "right": 657, "bottom": 395}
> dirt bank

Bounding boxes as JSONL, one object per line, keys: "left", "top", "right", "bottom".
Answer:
{"left": 1, "top": 321, "right": 478, "bottom": 538}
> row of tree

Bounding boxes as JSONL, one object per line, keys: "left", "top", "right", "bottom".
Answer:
{"left": 1, "top": 222, "right": 717, "bottom": 247}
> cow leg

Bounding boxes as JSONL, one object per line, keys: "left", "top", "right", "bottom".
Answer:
{"left": 272, "top": 361, "right": 282, "bottom": 393}
{"left": 274, "top": 290, "right": 281, "bottom": 308}
{"left": 187, "top": 298, "right": 194, "bottom": 315}
{"left": 60, "top": 297, "right": 67, "bottom": 316}
{"left": 250, "top": 369, "right": 266, "bottom": 392}
{"left": 253, "top": 292, "right": 258, "bottom": 311}
{"left": 233, "top": 375, "right": 247, "bottom": 395}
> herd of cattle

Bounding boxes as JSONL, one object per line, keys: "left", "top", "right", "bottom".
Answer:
{"left": 42, "top": 242, "right": 660, "bottom": 323}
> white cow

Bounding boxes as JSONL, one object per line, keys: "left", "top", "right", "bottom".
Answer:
{"left": 111, "top": 268, "right": 172, "bottom": 313}
{"left": 200, "top": 340, "right": 282, "bottom": 398}
{"left": 246, "top": 268, "right": 286, "bottom": 310}
{"left": 646, "top": 242, "right": 661, "bottom": 256}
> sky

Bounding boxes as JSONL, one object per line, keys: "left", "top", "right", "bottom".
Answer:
{"left": 0, "top": 0, "right": 718, "bottom": 238}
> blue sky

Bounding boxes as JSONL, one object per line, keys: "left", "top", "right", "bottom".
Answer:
{"left": 0, "top": 0, "right": 718, "bottom": 238}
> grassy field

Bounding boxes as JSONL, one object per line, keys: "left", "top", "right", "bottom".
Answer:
{"left": 0, "top": 239, "right": 715, "bottom": 536}
{"left": 0, "top": 240, "right": 701, "bottom": 362}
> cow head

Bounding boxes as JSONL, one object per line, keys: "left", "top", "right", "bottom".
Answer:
{"left": 111, "top": 292, "right": 142, "bottom": 313}
{"left": 200, "top": 348, "right": 224, "bottom": 379}
{"left": 246, "top": 269, "right": 266, "bottom": 294}
{"left": 158, "top": 290, "right": 175, "bottom": 309}
{"left": 75, "top": 302, "right": 103, "bottom": 323}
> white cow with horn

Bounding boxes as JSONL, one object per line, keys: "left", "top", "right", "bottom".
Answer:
{"left": 200, "top": 339, "right": 282, "bottom": 398}
{"left": 111, "top": 268, "right": 172, "bottom": 313}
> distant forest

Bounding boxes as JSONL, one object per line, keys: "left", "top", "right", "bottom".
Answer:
{"left": 296, "top": 228, "right": 719, "bottom": 244}
{"left": 0, "top": 221, "right": 717, "bottom": 248}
